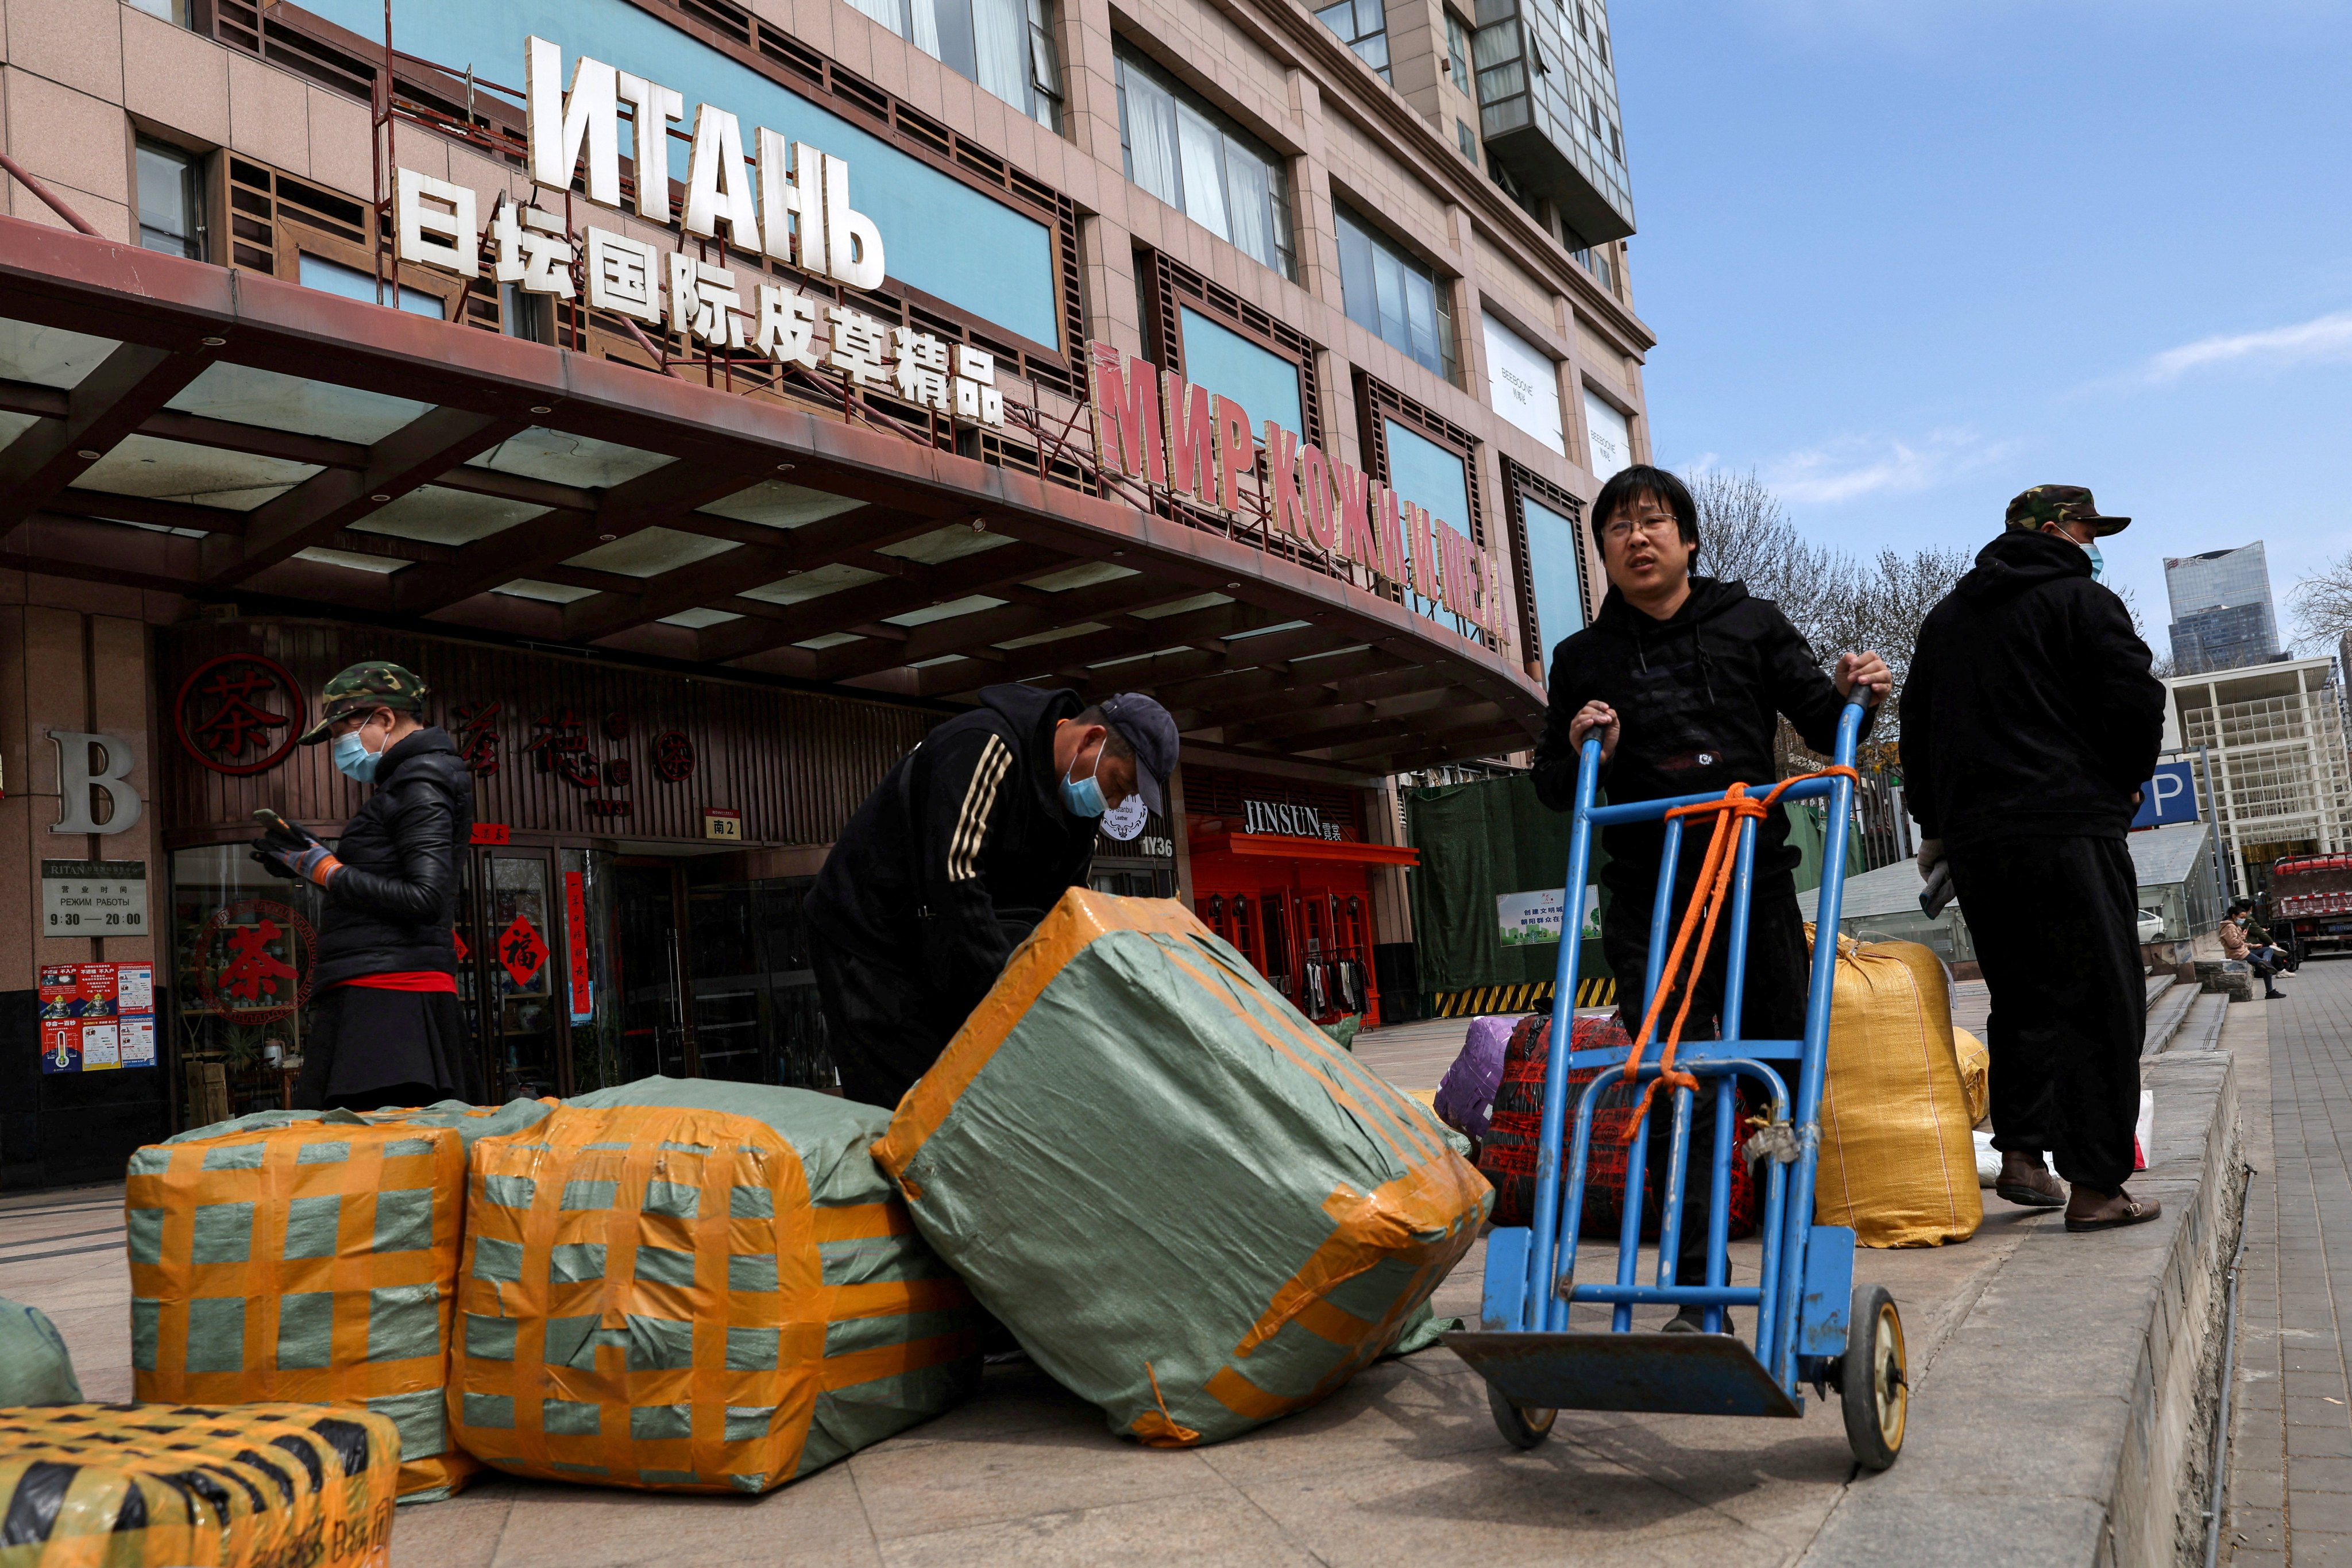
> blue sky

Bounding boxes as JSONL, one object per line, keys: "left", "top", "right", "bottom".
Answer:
{"left": 1611, "top": 0, "right": 2352, "bottom": 649}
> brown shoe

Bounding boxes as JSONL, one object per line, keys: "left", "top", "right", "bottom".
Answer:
{"left": 2064, "top": 1185, "right": 2162, "bottom": 1233}
{"left": 1994, "top": 1151, "right": 2066, "bottom": 1208}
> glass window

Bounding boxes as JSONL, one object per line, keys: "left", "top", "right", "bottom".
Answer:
{"left": 1384, "top": 417, "right": 1473, "bottom": 541}
{"left": 1179, "top": 306, "right": 1303, "bottom": 434}
{"left": 858, "top": 0, "right": 1061, "bottom": 127}
{"left": 1337, "top": 205, "right": 1454, "bottom": 380}
{"left": 1116, "top": 48, "right": 1296, "bottom": 280}
{"left": 169, "top": 844, "right": 330, "bottom": 1125}
{"left": 123, "top": 0, "right": 190, "bottom": 23}
{"left": 1446, "top": 10, "right": 1473, "bottom": 87}
{"left": 136, "top": 141, "right": 202, "bottom": 260}
{"left": 299, "top": 252, "right": 446, "bottom": 318}
{"left": 1315, "top": 0, "right": 1391, "bottom": 79}
{"left": 1523, "top": 493, "right": 1585, "bottom": 662}
{"left": 1457, "top": 119, "right": 1479, "bottom": 163}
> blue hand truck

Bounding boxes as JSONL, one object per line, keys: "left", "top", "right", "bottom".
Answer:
{"left": 1444, "top": 695, "right": 1907, "bottom": 1470}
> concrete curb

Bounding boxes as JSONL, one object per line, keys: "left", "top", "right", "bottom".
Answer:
{"left": 1801, "top": 1048, "right": 2247, "bottom": 1567}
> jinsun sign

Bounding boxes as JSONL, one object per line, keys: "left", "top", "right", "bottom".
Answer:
{"left": 1087, "top": 341, "right": 1516, "bottom": 653}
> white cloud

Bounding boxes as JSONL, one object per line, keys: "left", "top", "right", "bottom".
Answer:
{"left": 1762, "top": 427, "right": 2009, "bottom": 506}
{"left": 2141, "top": 310, "right": 2352, "bottom": 384}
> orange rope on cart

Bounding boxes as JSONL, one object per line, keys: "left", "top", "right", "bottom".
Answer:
{"left": 1619, "top": 764, "right": 1860, "bottom": 1142}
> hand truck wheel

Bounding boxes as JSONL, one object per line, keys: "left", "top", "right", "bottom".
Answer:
{"left": 1487, "top": 1382, "right": 1558, "bottom": 1450}
{"left": 1839, "top": 1283, "right": 1906, "bottom": 1470}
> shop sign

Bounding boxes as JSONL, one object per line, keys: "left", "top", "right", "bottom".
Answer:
{"left": 563, "top": 871, "right": 594, "bottom": 1024}
{"left": 1241, "top": 800, "right": 1343, "bottom": 841}
{"left": 1136, "top": 834, "right": 1175, "bottom": 860}
{"left": 49, "top": 732, "right": 142, "bottom": 834}
{"left": 388, "top": 40, "right": 1002, "bottom": 430}
{"left": 1088, "top": 341, "right": 1515, "bottom": 653}
{"left": 41, "top": 859, "right": 147, "bottom": 936}
{"left": 39, "top": 961, "right": 156, "bottom": 1074}
{"left": 703, "top": 807, "right": 743, "bottom": 842}
{"left": 173, "top": 654, "right": 304, "bottom": 778}
{"left": 470, "top": 822, "right": 512, "bottom": 846}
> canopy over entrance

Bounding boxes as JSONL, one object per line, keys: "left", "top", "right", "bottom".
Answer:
{"left": 0, "top": 218, "right": 1543, "bottom": 775}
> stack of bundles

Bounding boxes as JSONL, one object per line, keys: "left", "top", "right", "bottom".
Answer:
{"left": 0, "top": 1402, "right": 399, "bottom": 1568}
{"left": 1813, "top": 937, "right": 1983, "bottom": 1247}
{"left": 447, "top": 1077, "right": 980, "bottom": 1493}
{"left": 1476, "top": 1012, "right": 1766, "bottom": 1238}
{"left": 871, "top": 889, "right": 1490, "bottom": 1448}
{"left": 126, "top": 1099, "right": 552, "bottom": 1501}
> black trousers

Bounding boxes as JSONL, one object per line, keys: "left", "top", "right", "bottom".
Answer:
{"left": 1947, "top": 836, "right": 2144, "bottom": 1193}
{"left": 809, "top": 930, "right": 969, "bottom": 1110}
{"left": 1602, "top": 870, "right": 1812, "bottom": 1288}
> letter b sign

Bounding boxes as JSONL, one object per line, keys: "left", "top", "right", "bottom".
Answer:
{"left": 49, "top": 731, "right": 141, "bottom": 835}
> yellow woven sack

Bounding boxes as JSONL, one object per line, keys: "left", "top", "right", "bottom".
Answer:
{"left": 1953, "top": 1026, "right": 1991, "bottom": 1125}
{"left": 449, "top": 1099, "right": 979, "bottom": 1492}
{"left": 1813, "top": 937, "right": 1983, "bottom": 1248}
{"left": 126, "top": 1121, "right": 477, "bottom": 1501}
{"left": 0, "top": 1401, "right": 399, "bottom": 1568}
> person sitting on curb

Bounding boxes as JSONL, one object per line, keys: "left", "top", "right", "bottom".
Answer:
{"left": 2221, "top": 903, "right": 2286, "bottom": 1001}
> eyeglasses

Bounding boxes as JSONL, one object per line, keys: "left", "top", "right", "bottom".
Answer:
{"left": 1600, "top": 515, "right": 1679, "bottom": 544}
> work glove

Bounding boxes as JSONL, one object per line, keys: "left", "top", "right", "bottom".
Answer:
{"left": 1917, "top": 838, "right": 1944, "bottom": 878}
{"left": 252, "top": 819, "right": 342, "bottom": 889}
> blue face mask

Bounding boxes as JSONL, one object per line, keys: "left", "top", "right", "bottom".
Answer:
{"left": 333, "top": 728, "right": 383, "bottom": 784}
{"left": 2084, "top": 541, "right": 2104, "bottom": 581}
{"left": 1060, "top": 750, "right": 1106, "bottom": 818}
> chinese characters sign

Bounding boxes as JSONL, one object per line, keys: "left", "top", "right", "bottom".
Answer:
{"left": 497, "top": 915, "right": 550, "bottom": 990}
{"left": 190, "top": 898, "right": 315, "bottom": 1027}
{"left": 173, "top": 654, "right": 304, "bottom": 776}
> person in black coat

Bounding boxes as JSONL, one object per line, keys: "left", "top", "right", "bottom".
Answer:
{"left": 257, "top": 661, "right": 479, "bottom": 1111}
{"left": 1532, "top": 465, "right": 1889, "bottom": 1330}
{"left": 806, "top": 685, "right": 1178, "bottom": 1109}
{"left": 1903, "top": 485, "right": 2168, "bottom": 1234}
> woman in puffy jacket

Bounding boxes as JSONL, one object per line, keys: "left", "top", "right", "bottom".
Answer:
{"left": 257, "top": 661, "right": 480, "bottom": 1110}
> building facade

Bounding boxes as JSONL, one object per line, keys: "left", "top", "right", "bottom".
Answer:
{"left": 2166, "top": 542, "right": 2286, "bottom": 675}
{"left": 2168, "top": 659, "right": 2352, "bottom": 897}
{"left": 0, "top": 0, "right": 1650, "bottom": 1185}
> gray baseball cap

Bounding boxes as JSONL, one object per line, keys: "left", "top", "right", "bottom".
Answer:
{"left": 1100, "top": 693, "right": 1178, "bottom": 816}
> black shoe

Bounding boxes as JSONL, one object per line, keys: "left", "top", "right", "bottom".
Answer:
{"left": 1663, "top": 1307, "right": 1737, "bottom": 1336}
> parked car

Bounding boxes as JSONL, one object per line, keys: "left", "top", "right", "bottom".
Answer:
{"left": 2137, "top": 909, "right": 2164, "bottom": 944}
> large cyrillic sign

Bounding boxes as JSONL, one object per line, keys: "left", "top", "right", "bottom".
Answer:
{"left": 1087, "top": 340, "right": 1515, "bottom": 652}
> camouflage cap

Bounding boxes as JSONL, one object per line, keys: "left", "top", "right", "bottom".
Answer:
{"left": 2005, "top": 484, "right": 2131, "bottom": 537}
{"left": 297, "top": 661, "right": 430, "bottom": 744}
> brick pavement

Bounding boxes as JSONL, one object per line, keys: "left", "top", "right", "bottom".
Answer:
{"left": 2223, "top": 953, "right": 2352, "bottom": 1567}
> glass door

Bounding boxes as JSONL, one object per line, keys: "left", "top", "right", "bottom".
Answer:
{"left": 471, "top": 848, "right": 567, "bottom": 1099}
{"left": 613, "top": 860, "right": 694, "bottom": 1080}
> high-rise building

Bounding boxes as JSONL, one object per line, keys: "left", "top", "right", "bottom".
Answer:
{"left": 2166, "top": 542, "right": 2287, "bottom": 674}
{"left": 2169, "top": 659, "right": 2352, "bottom": 895}
{"left": 0, "top": 0, "right": 1654, "bottom": 1179}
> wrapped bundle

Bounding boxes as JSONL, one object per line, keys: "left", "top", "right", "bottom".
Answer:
{"left": 449, "top": 1082, "right": 979, "bottom": 1492}
{"left": 1814, "top": 938, "right": 1983, "bottom": 1248}
{"left": 0, "top": 1401, "right": 398, "bottom": 1568}
{"left": 871, "top": 889, "right": 1490, "bottom": 1447}
{"left": 122, "top": 1108, "right": 550, "bottom": 1501}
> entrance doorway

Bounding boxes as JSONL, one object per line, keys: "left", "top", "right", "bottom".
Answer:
{"left": 458, "top": 845, "right": 566, "bottom": 1100}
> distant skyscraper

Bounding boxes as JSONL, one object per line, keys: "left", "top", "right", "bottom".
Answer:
{"left": 2166, "top": 542, "right": 2287, "bottom": 674}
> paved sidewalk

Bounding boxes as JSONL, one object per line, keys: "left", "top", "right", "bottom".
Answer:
{"left": 2223, "top": 954, "right": 2352, "bottom": 1567}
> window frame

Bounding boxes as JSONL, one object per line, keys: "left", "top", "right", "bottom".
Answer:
{"left": 1500, "top": 457, "right": 1589, "bottom": 667}
{"left": 1333, "top": 200, "right": 1457, "bottom": 384}
{"left": 134, "top": 137, "right": 206, "bottom": 261}
{"left": 1114, "top": 45, "right": 1298, "bottom": 282}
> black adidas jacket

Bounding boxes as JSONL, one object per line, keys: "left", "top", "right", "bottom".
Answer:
{"left": 1532, "top": 577, "right": 1867, "bottom": 894}
{"left": 316, "top": 726, "right": 474, "bottom": 986}
{"left": 806, "top": 684, "right": 1098, "bottom": 1015}
{"left": 1902, "top": 530, "right": 2165, "bottom": 851}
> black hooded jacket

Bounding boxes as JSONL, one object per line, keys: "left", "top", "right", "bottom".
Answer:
{"left": 1532, "top": 577, "right": 1868, "bottom": 894}
{"left": 806, "top": 684, "right": 1099, "bottom": 1017}
{"left": 316, "top": 725, "right": 474, "bottom": 986}
{"left": 1901, "top": 529, "right": 2165, "bottom": 851}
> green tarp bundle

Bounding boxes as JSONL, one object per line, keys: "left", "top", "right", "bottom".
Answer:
{"left": 872, "top": 889, "right": 1491, "bottom": 1447}
{"left": 0, "top": 1295, "right": 81, "bottom": 1404}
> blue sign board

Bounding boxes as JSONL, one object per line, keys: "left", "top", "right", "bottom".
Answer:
{"left": 2132, "top": 762, "right": 2198, "bottom": 829}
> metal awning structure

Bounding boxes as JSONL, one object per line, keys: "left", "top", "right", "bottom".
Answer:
{"left": 0, "top": 218, "right": 1544, "bottom": 774}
